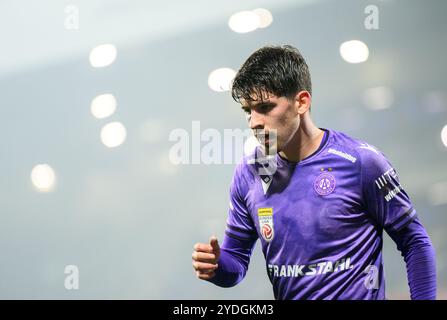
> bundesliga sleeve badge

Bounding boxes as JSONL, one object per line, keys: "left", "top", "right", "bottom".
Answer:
{"left": 258, "top": 207, "right": 274, "bottom": 242}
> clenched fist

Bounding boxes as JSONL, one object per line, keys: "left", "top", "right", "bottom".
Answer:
{"left": 192, "top": 236, "right": 220, "bottom": 280}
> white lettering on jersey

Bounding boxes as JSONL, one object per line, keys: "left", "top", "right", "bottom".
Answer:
{"left": 268, "top": 257, "right": 354, "bottom": 278}
{"left": 328, "top": 148, "right": 357, "bottom": 163}
{"left": 374, "top": 168, "right": 402, "bottom": 201}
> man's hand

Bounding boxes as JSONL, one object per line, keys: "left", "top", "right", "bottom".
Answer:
{"left": 192, "top": 236, "right": 221, "bottom": 280}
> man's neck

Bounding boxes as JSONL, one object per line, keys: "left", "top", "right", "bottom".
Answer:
{"left": 279, "top": 120, "right": 324, "bottom": 162}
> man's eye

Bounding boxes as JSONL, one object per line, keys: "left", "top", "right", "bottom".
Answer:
{"left": 257, "top": 104, "right": 274, "bottom": 113}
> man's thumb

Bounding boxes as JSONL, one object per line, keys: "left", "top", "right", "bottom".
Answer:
{"left": 209, "top": 236, "right": 219, "bottom": 251}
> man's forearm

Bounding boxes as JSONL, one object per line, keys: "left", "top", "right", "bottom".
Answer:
{"left": 388, "top": 217, "right": 437, "bottom": 299}
{"left": 207, "top": 234, "right": 255, "bottom": 288}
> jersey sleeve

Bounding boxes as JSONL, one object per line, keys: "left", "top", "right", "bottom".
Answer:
{"left": 207, "top": 162, "right": 258, "bottom": 288}
{"left": 359, "top": 144, "right": 417, "bottom": 232}
{"left": 387, "top": 217, "right": 437, "bottom": 299}
{"left": 225, "top": 161, "right": 259, "bottom": 242}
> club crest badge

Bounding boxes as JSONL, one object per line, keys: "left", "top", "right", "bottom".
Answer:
{"left": 314, "top": 172, "right": 336, "bottom": 196}
{"left": 258, "top": 207, "right": 274, "bottom": 241}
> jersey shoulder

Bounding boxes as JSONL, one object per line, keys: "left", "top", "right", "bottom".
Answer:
{"left": 327, "top": 129, "right": 387, "bottom": 161}
{"left": 327, "top": 129, "right": 392, "bottom": 179}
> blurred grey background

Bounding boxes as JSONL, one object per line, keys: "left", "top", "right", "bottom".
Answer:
{"left": 0, "top": 0, "right": 446, "bottom": 299}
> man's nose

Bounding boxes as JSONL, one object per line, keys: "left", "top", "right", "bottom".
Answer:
{"left": 249, "top": 110, "right": 264, "bottom": 130}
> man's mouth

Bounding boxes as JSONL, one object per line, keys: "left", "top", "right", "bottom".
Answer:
{"left": 253, "top": 130, "right": 277, "bottom": 153}
{"left": 254, "top": 131, "right": 269, "bottom": 143}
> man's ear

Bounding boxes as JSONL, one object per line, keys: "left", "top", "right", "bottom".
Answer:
{"left": 294, "top": 91, "right": 311, "bottom": 115}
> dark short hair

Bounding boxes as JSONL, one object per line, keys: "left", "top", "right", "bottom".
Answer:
{"left": 231, "top": 45, "right": 312, "bottom": 103}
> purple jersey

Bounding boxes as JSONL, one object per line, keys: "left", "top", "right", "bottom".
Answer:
{"left": 225, "top": 129, "right": 417, "bottom": 299}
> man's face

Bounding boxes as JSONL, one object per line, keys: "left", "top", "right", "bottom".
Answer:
{"left": 241, "top": 92, "right": 300, "bottom": 154}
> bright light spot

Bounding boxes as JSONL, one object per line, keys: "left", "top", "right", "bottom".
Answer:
{"left": 90, "top": 94, "right": 117, "bottom": 119}
{"left": 363, "top": 86, "right": 394, "bottom": 111}
{"left": 340, "top": 40, "right": 369, "bottom": 64}
{"left": 139, "top": 118, "right": 164, "bottom": 143}
{"left": 253, "top": 8, "right": 273, "bottom": 28}
{"left": 89, "top": 44, "right": 117, "bottom": 68}
{"left": 244, "top": 135, "right": 260, "bottom": 156}
{"left": 31, "top": 164, "right": 56, "bottom": 192}
{"left": 229, "top": 11, "right": 260, "bottom": 33}
{"left": 441, "top": 124, "right": 447, "bottom": 148}
{"left": 101, "top": 122, "right": 127, "bottom": 148}
{"left": 208, "top": 68, "right": 236, "bottom": 92}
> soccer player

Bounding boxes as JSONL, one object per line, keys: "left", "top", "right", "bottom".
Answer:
{"left": 192, "top": 45, "right": 436, "bottom": 299}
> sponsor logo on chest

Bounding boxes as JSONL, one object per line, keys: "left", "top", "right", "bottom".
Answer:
{"left": 258, "top": 207, "right": 274, "bottom": 242}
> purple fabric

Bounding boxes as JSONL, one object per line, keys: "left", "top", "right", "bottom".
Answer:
{"left": 388, "top": 217, "right": 437, "bottom": 299}
{"left": 210, "top": 128, "right": 436, "bottom": 299}
{"left": 208, "top": 235, "right": 256, "bottom": 288}
{"left": 212, "top": 218, "right": 437, "bottom": 300}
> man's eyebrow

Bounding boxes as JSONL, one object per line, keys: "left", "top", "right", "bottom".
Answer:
{"left": 256, "top": 102, "right": 276, "bottom": 106}
{"left": 241, "top": 101, "right": 275, "bottom": 109}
